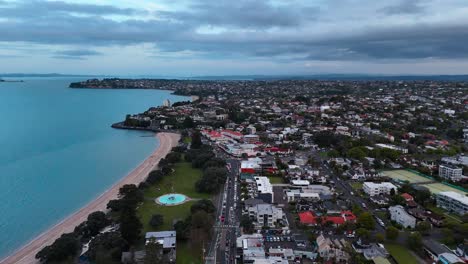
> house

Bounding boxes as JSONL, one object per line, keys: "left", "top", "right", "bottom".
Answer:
{"left": 352, "top": 239, "right": 389, "bottom": 260}
{"left": 401, "top": 193, "right": 418, "bottom": 207}
{"left": 436, "top": 191, "right": 468, "bottom": 215}
{"left": 363, "top": 182, "right": 397, "bottom": 196}
{"left": 299, "top": 211, "right": 356, "bottom": 226}
{"left": 316, "top": 235, "right": 349, "bottom": 262}
{"left": 145, "top": 231, "right": 176, "bottom": 263}
{"left": 423, "top": 239, "right": 465, "bottom": 264}
{"left": 439, "top": 164, "right": 463, "bottom": 182}
{"left": 389, "top": 205, "right": 417, "bottom": 228}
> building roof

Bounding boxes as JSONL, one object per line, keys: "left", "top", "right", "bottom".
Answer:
{"left": 422, "top": 239, "right": 449, "bottom": 256}
{"left": 401, "top": 193, "right": 414, "bottom": 201}
{"left": 438, "top": 191, "right": 468, "bottom": 205}
{"left": 145, "top": 231, "right": 176, "bottom": 248}
{"left": 298, "top": 211, "right": 356, "bottom": 225}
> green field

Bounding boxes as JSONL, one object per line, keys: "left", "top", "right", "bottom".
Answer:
{"left": 382, "top": 170, "right": 430, "bottom": 183}
{"left": 420, "top": 182, "right": 467, "bottom": 195}
{"left": 350, "top": 182, "right": 363, "bottom": 191}
{"left": 385, "top": 243, "right": 419, "bottom": 264}
{"left": 137, "top": 162, "right": 210, "bottom": 263}
{"left": 268, "top": 176, "right": 284, "bottom": 184}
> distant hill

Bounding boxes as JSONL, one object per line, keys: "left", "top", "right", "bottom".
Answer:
{"left": 191, "top": 74, "right": 468, "bottom": 81}
{"left": 0, "top": 73, "right": 99, "bottom": 78}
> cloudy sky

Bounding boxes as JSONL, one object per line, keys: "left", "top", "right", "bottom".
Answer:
{"left": 1, "top": 0, "right": 468, "bottom": 76}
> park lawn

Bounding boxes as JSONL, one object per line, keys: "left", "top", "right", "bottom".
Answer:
{"left": 183, "top": 137, "right": 192, "bottom": 144}
{"left": 176, "top": 242, "right": 203, "bottom": 264}
{"left": 268, "top": 176, "right": 284, "bottom": 184}
{"left": 143, "top": 162, "right": 211, "bottom": 199}
{"left": 136, "top": 161, "right": 210, "bottom": 263}
{"left": 350, "top": 182, "right": 363, "bottom": 191}
{"left": 385, "top": 243, "right": 418, "bottom": 264}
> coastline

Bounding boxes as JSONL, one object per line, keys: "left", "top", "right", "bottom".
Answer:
{"left": 0, "top": 132, "right": 180, "bottom": 264}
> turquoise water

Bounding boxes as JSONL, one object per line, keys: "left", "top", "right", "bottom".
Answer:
{"left": 157, "top": 194, "right": 187, "bottom": 205}
{"left": 0, "top": 78, "right": 188, "bottom": 258}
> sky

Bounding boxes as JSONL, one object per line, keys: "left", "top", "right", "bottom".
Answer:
{"left": 1, "top": 0, "right": 468, "bottom": 76}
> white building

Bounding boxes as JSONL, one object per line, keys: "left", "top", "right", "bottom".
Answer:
{"left": 389, "top": 205, "right": 417, "bottom": 228}
{"left": 375, "top": 143, "right": 408, "bottom": 154}
{"left": 247, "top": 203, "right": 284, "bottom": 227}
{"left": 438, "top": 164, "right": 463, "bottom": 182}
{"left": 163, "top": 99, "right": 171, "bottom": 107}
{"left": 436, "top": 191, "right": 468, "bottom": 215}
{"left": 254, "top": 176, "right": 274, "bottom": 202}
{"left": 363, "top": 182, "right": 397, "bottom": 196}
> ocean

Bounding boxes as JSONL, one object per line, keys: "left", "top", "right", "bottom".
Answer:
{"left": 0, "top": 78, "right": 188, "bottom": 258}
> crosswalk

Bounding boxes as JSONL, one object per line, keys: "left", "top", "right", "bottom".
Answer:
{"left": 214, "top": 224, "right": 237, "bottom": 229}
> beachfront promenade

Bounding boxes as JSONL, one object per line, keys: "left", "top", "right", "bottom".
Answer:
{"left": 0, "top": 132, "right": 180, "bottom": 264}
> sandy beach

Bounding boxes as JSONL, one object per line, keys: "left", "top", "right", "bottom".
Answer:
{"left": 0, "top": 132, "right": 180, "bottom": 264}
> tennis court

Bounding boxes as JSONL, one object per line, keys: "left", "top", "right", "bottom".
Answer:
{"left": 420, "top": 183, "right": 467, "bottom": 195}
{"left": 382, "top": 170, "right": 432, "bottom": 183}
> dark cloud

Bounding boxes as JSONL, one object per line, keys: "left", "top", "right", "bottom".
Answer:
{"left": 0, "top": 0, "right": 144, "bottom": 17}
{"left": 163, "top": 0, "right": 318, "bottom": 29}
{"left": 379, "top": 0, "right": 425, "bottom": 15}
{"left": 0, "top": 0, "right": 466, "bottom": 63}
{"left": 52, "top": 49, "right": 102, "bottom": 59}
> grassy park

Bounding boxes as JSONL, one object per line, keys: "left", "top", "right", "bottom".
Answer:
{"left": 384, "top": 243, "right": 419, "bottom": 264}
{"left": 137, "top": 161, "right": 209, "bottom": 263}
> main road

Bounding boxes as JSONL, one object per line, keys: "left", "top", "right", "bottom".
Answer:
{"left": 206, "top": 157, "right": 240, "bottom": 264}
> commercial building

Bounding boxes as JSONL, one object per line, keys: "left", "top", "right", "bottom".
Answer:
{"left": 363, "top": 182, "right": 397, "bottom": 196}
{"left": 436, "top": 191, "right": 468, "bottom": 215}
{"left": 438, "top": 164, "right": 463, "bottom": 182}
{"left": 247, "top": 203, "right": 284, "bottom": 227}
{"left": 389, "top": 205, "right": 417, "bottom": 228}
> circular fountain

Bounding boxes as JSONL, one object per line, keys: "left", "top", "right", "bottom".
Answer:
{"left": 156, "top": 193, "right": 188, "bottom": 206}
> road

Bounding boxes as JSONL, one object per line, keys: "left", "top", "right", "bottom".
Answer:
{"left": 205, "top": 149, "right": 241, "bottom": 264}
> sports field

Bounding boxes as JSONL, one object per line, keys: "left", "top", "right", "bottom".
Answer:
{"left": 420, "top": 183, "right": 467, "bottom": 195}
{"left": 382, "top": 170, "right": 431, "bottom": 183}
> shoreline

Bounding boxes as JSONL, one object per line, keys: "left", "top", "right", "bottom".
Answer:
{"left": 0, "top": 132, "right": 180, "bottom": 264}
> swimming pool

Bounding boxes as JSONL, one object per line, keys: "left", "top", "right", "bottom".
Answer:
{"left": 156, "top": 193, "right": 187, "bottom": 205}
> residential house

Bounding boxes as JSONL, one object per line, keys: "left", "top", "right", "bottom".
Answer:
{"left": 389, "top": 205, "right": 417, "bottom": 228}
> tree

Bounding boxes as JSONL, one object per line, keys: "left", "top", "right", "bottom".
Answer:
{"left": 391, "top": 195, "right": 406, "bottom": 206}
{"left": 407, "top": 232, "right": 422, "bottom": 251}
{"left": 240, "top": 215, "right": 254, "bottom": 234}
{"left": 191, "top": 130, "right": 203, "bottom": 149}
{"left": 120, "top": 208, "right": 142, "bottom": 244}
{"left": 416, "top": 221, "right": 431, "bottom": 235}
{"left": 86, "top": 232, "right": 128, "bottom": 261}
{"left": 191, "top": 210, "right": 214, "bottom": 233}
{"left": 174, "top": 219, "right": 190, "bottom": 241}
{"left": 149, "top": 214, "right": 164, "bottom": 228}
{"left": 358, "top": 212, "right": 375, "bottom": 230}
{"left": 36, "top": 233, "right": 80, "bottom": 263}
{"left": 375, "top": 233, "right": 385, "bottom": 243}
{"left": 183, "top": 116, "right": 195, "bottom": 128}
{"left": 144, "top": 238, "right": 164, "bottom": 264}
{"left": 191, "top": 199, "right": 216, "bottom": 214}
{"left": 146, "top": 170, "right": 165, "bottom": 184}
{"left": 195, "top": 167, "right": 227, "bottom": 193}
{"left": 356, "top": 228, "right": 370, "bottom": 239}
{"left": 347, "top": 147, "right": 367, "bottom": 160}
{"left": 386, "top": 226, "right": 399, "bottom": 240}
